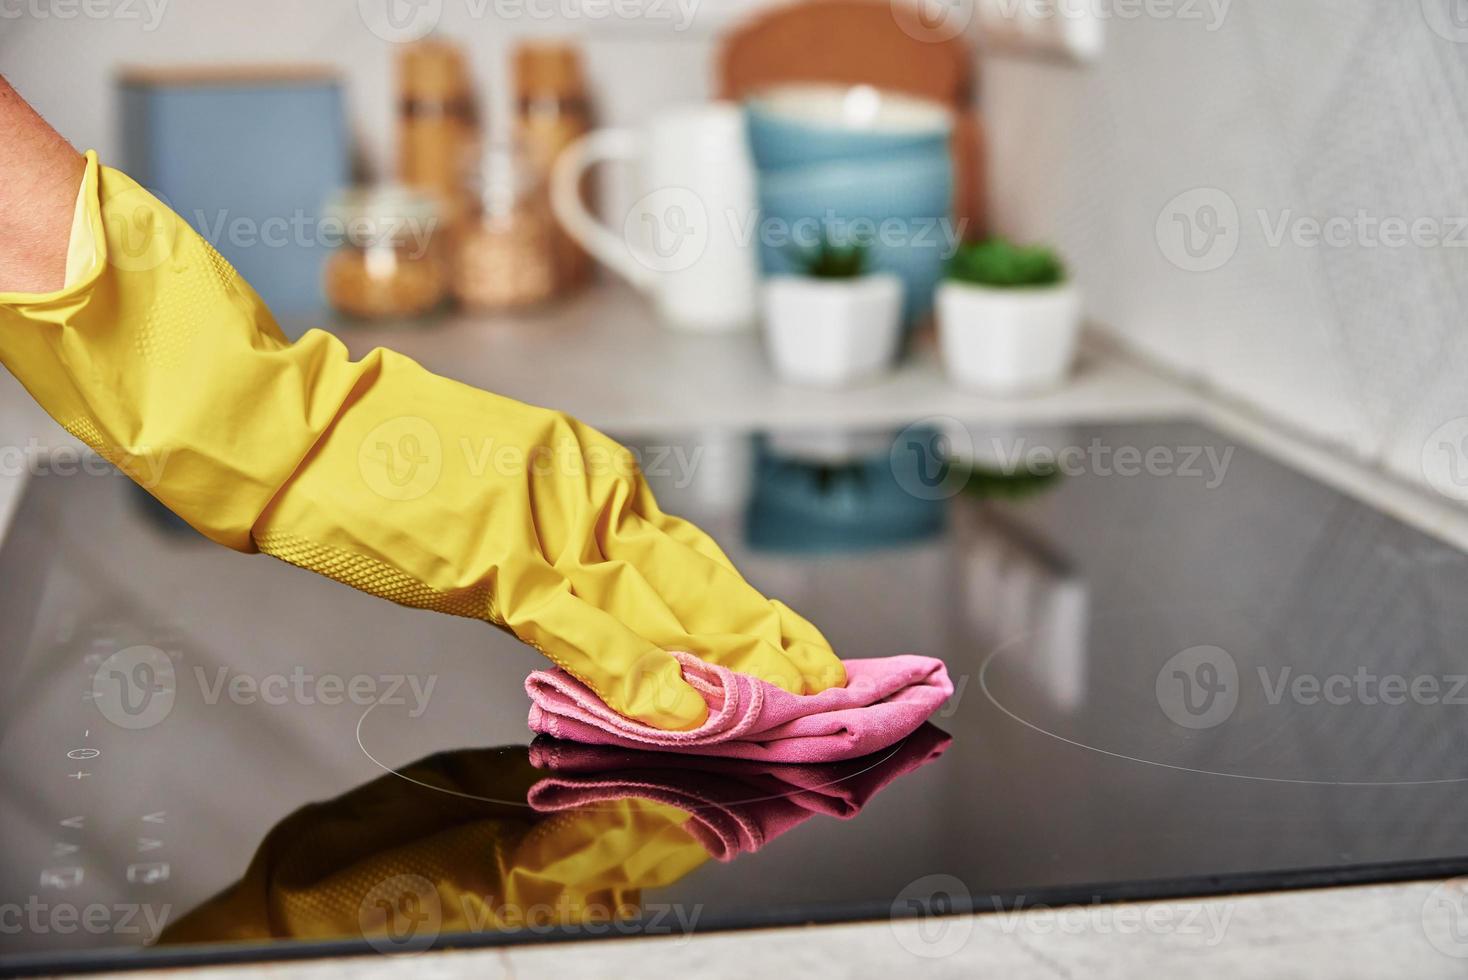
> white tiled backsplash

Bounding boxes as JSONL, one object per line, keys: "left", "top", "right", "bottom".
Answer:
{"left": 5, "top": 0, "right": 1465, "bottom": 501}
{"left": 981, "top": 0, "right": 1468, "bottom": 502}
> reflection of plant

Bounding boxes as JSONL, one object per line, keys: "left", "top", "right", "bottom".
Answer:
{"left": 947, "top": 238, "right": 1065, "bottom": 288}
{"left": 789, "top": 236, "right": 870, "bottom": 279}
{"left": 811, "top": 463, "right": 866, "bottom": 493}
{"left": 961, "top": 460, "right": 1062, "bottom": 500}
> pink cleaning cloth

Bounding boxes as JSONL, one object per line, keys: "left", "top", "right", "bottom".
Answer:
{"left": 526, "top": 724, "right": 951, "bottom": 860}
{"left": 525, "top": 652, "right": 953, "bottom": 763}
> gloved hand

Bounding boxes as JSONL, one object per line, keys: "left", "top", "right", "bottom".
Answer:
{"left": 0, "top": 152, "right": 846, "bottom": 728}
{"left": 159, "top": 746, "right": 710, "bottom": 944}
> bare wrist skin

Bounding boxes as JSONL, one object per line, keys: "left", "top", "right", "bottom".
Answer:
{"left": 0, "top": 75, "right": 86, "bottom": 294}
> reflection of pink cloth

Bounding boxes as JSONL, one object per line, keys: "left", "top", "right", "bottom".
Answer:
{"left": 527, "top": 724, "right": 951, "bottom": 860}
{"left": 525, "top": 653, "right": 953, "bottom": 763}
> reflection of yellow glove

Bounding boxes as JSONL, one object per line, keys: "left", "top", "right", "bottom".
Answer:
{"left": 0, "top": 153, "right": 845, "bottom": 729}
{"left": 160, "top": 747, "right": 709, "bottom": 945}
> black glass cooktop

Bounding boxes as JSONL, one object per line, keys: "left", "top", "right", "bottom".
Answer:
{"left": 3, "top": 418, "right": 1468, "bottom": 975}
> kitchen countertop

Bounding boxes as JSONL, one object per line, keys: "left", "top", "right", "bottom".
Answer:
{"left": 4, "top": 284, "right": 1467, "bottom": 978}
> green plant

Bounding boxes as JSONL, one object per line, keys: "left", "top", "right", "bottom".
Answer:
{"left": 789, "top": 237, "right": 870, "bottom": 279}
{"left": 960, "top": 460, "right": 1062, "bottom": 500}
{"left": 947, "top": 238, "right": 1065, "bottom": 288}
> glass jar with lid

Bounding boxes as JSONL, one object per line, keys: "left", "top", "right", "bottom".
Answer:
{"left": 453, "top": 139, "right": 556, "bottom": 312}
{"left": 322, "top": 186, "right": 448, "bottom": 320}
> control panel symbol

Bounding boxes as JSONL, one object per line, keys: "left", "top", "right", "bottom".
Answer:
{"left": 40, "top": 867, "right": 84, "bottom": 889}
{"left": 126, "top": 862, "right": 170, "bottom": 885}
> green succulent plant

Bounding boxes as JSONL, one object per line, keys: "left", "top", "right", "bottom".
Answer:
{"left": 947, "top": 238, "right": 1066, "bottom": 288}
{"left": 788, "top": 236, "right": 871, "bottom": 280}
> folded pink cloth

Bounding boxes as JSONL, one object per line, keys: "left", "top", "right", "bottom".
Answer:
{"left": 527, "top": 724, "right": 951, "bottom": 860}
{"left": 525, "top": 652, "right": 953, "bottom": 763}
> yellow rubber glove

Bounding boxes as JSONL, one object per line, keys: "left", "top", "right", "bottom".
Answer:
{"left": 159, "top": 746, "right": 709, "bottom": 945}
{"left": 0, "top": 152, "right": 845, "bottom": 728}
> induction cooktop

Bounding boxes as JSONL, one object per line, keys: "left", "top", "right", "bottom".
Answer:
{"left": 3, "top": 418, "right": 1468, "bottom": 975}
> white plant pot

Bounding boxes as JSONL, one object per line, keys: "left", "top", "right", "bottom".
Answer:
{"left": 762, "top": 274, "right": 904, "bottom": 387}
{"left": 936, "top": 280, "right": 1082, "bottom": 395}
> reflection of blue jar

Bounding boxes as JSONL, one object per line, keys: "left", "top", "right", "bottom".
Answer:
{"left": 745, "top": 434, "right": 945, "bottom": 554}
{"left": 130, "top": 483, "right": 199, "bottom": 538}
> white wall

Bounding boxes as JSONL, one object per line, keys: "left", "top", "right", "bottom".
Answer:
{"left": 980, "top": 1, "right": 1468, "bottom": 500}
